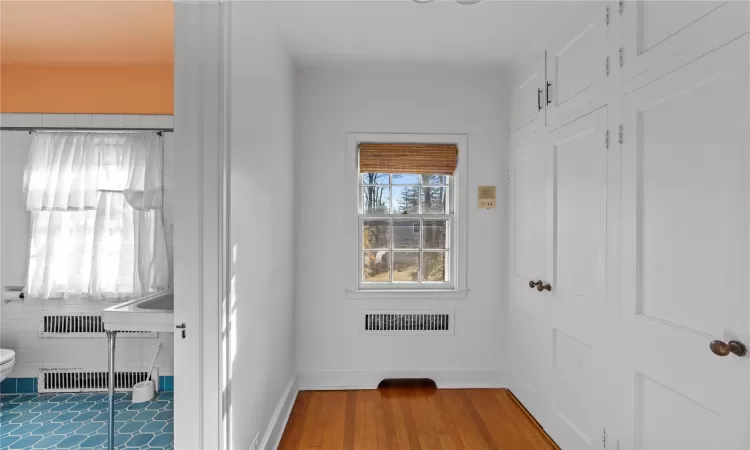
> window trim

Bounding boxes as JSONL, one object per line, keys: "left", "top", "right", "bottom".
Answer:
{"left": 346, "top": 133, "right": 468, "bottom": 298}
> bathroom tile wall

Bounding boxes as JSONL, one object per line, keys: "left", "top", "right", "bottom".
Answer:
{"left": 0, "top": 114, "right": 175, "bottom": 381}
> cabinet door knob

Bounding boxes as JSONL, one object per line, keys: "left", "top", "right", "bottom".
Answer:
{"left": 529, "top": 280, "right": 541, "bottom": 289}
{"left": 710, "top": 339, "right": 747, "bottom": 357}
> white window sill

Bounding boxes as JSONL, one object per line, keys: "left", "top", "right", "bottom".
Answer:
{"left": 346, "top": 289, "right": 469, "bottom": 300}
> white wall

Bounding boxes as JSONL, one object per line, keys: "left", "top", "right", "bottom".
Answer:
{"left": 294, "top": 64, "right": 511, "bottom": 386}
{"left": 0, "top": 113, "right": 175, "bottom": 378}
{"left": 229, "top": 5, "right": 297, "bottom": 449}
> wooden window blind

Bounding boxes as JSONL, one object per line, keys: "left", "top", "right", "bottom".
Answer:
{"left": 359, "top": 143, "right": 458, "bottom": 175}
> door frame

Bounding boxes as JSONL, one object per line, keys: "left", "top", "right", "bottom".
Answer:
{"left": 173, "top": 2, "right": 231, "bottom": 449}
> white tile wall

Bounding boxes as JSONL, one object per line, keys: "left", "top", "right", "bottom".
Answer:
{"left": 0, "top": 115, "right": 175, "bottom": 378}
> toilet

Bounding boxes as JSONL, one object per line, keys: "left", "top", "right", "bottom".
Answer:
{"left": 0, "top": 349, "right": 15, "bottom": 382}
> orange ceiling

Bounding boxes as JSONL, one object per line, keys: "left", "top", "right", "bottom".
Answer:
{"left": 0, "top": 0, "right": 173, "bottom": 66}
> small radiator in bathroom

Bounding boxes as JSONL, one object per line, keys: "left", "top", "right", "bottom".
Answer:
{"left": 39, "top": 314, "right": 156, "bottom": 338}
{"left": 362, "top": 310, "right": 454, "bottom": 335}
{"left": 38, "top": 368, "right": 159, "bottom": 393}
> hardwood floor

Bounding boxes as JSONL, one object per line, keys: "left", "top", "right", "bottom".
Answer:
{"left": 278, "top": 387, "right": 558, "bottom": 450}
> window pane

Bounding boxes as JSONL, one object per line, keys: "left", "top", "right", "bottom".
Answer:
{"left": 392, "top": 186, "right": 419, "bottom": 214}
{"left": 423, "top": 220, "right": 448, "bottom": 249}
{"left": 422, "top": 186, "right": 447, "bottom": 214}
{"left": 363, "top": 185, "right": 390, "bottom": 214}
{"left": 392, "top": 174, "right": 420, "bottom": 184}
{"left": 393, "top": 252, "right": 419, "bottom": 282}
{"left": 423, "top": 252, "right": 448, "bottom": 282}
{"left": 362, "top": 173, "right": 389, "bottom": 185}
{"left": 393, "top": 219, "right": 420, "bottom": 249}
{"left": 422, "top": 174, "right": 448, "bottom": 185}
{"left": 363, "top": 220, "right": 390, "bottom": 249}
{"left": 363, "top": 251, "right": 390, "bottom": 282}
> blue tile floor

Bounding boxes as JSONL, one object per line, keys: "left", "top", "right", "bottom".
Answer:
{"left": 0, "top": 392, "right": 173, "bottom": 449}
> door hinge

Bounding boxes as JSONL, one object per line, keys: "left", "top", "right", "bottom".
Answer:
{"left": 619, "top": 47, "right": 624, "bottom": 67}
{"left": 605, "top": 5, "right": 610, "bottom": 25}
{"left": 606, "top": 56, "right": 610, "bottom": 76}
{"left": 507, "top": 168, "right": 510, "bottom": 180}
{"left": 603, "top": 428, "right": 607, "bottom": 448}
{"left": 619, "top": 0, "right": 624, "bottom": 14}
{"left": 605, "top": 129, "right": 610, "bottom": 149}
{"left": 618, "top": 125, "right": 624, "bottom": 144}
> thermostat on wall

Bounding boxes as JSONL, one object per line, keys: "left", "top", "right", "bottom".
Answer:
{"left": 478, "top": 186, "right": 496, "bottom": 209}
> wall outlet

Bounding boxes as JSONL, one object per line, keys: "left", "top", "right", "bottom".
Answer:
{"left": 250, "top": 433, "right": 260, "bottom": 450}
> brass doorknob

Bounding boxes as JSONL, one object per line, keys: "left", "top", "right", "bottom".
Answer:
{"left": 536, "top": 281, "right": 551, "bottom": 292}
{"left": 710, "top": 339, "right": 747, "bottom": 357}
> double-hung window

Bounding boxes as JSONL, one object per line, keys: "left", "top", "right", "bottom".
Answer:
{"left": 357, "top": 141, "right": 459, "bottom": 290}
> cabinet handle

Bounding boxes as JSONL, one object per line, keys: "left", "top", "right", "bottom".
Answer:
{"left": 546, "top": 82, "right": 552, "bottom": 105}
{"left": 537, "top": 88, "right": 543, "bottom": 111}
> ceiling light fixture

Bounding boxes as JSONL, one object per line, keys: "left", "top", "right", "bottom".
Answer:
{"left": 456, "top": 0, "right": 482, "bottom": 4}
{"left": 412, "top": 0, "right": 434, "bottom": 3}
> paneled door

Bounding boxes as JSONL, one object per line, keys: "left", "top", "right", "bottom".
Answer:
{"left": 619, "top": 36, "right": 750, "bottom": 450}
{"left": 620, "top": 1, "right": 749, "bottom": 92}
{"left": 511, "top": 107, "right": 611, "bottom": 449}
{"left": 510, "top": 55, "right": 546, "bottom": 143}
{"left": 542, "top": 106, "right": 611, "bottom": 449}
{"left": 509, "top": 135, "right": 555, "bottom": 433}
{"left": 546, "top": 2, "right": 610, "bottom": 130}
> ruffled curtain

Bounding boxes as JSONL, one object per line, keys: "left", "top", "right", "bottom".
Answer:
{"left": 23, "top": 132, "right": 168, "bottom": 300}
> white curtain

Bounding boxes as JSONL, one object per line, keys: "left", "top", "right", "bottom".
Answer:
{"left": 23, "top": 132, "right": 168, "bottom": 300}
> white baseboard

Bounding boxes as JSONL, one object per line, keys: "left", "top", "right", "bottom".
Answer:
{"left": 260, "top": 374, "right": 298, "bottom": 450}
{"left": 297, "top": 368, "right": 507, "bottom": 390}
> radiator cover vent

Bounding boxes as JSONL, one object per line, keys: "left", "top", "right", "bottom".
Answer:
{"left": 38, "top": 368, "right": 157, "bottom": 393}
{"left": 362, "top": 310, "right": 454, "bottom": 335}
{"left": 40, "top": 314, "right": 155, "bottom": 338}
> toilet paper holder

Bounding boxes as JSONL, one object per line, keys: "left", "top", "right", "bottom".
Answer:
{"left": 3, "top": 286, "right": 25, "bottom": 303}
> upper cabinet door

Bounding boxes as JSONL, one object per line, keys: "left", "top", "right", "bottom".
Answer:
{"left": 546, "top": 2, "right": 610, "bottom": 130}
{"left": 510, "top": 55, "right": 546, "bottom": 144}
{"left": 621, "top": 1, "right": 749, "bottom": 92}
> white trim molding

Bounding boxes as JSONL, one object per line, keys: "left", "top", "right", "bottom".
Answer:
{"left": 346, "top": 289, "right": 469, "bottom": 300}
{"left": 345, "top": 133, "right": 469, "bottom": 297}
{"left": 173, "top": 3, "right": 226, "bottom": 449}
{"left": 261, "top": 374, "right": 299, "bottom": 450}
{"left": 298, "top": 368, "right": 506, "bottom": 391}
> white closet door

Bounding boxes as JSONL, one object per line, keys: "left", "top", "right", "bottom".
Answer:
{"left": 620, "top": 1, "right": 749, "bottom": 92}
{"left": 619, "top": 36, "right": 750, "bottom": 450}
{"left": 509, "top": 135, "right": 555, "bottom": 433}
{"left": 510, "top": 55, "right": 546, "bottom": 143}
{"left": 542, "top": 106, "right": 610, "bottom": 449}
{"left": 546, "top": 2, "right": 610, "bottom": 130}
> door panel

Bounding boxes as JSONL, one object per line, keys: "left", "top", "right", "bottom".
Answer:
{"left": 620, "top": 36, "right": 750, "bottom": 450}
{"left": 547, "top": 2, "right": 609, "bottom": 129}
{"left": 621, "top": 1, "right": 749, "bottom": 92}
{"left": 511, "top": 55, "right": 546, "bottom": 143}
{"left": 542, "top": 107, "right": 609, "bottom": 449}
{"left": 513, "top": 137, "right": 550, "bottom": 307}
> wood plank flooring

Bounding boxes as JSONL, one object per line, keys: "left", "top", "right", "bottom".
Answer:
{"left": 278, "top": 387, "right": 558, "bottom": 450}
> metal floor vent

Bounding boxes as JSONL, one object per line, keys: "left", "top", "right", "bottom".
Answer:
{"left": 38, "top": 369, "right": 157, "bottom": 393}
{"left": 362, "top": 310, "right": 454, "bottom": 335}
{"left": 40, "top": 314, "right": 156, "bottom": 338}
